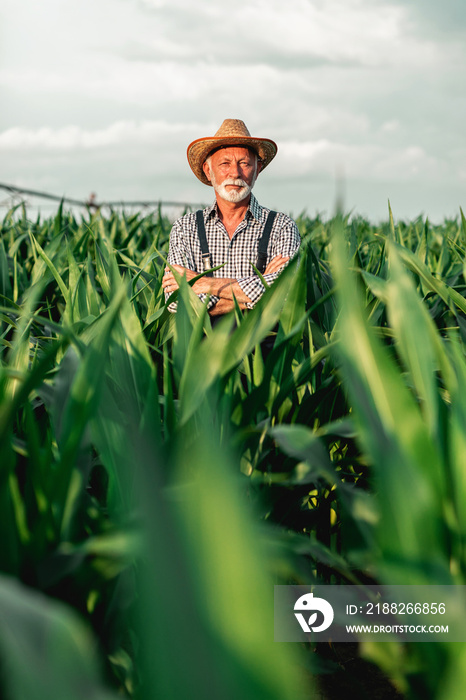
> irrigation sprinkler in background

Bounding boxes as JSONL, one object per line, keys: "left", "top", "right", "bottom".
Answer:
{"left": 86, "top": 192, "right": 98, "bottom": 210}
{"left": 0, "top": 182, "right": 206, "bottom": 216}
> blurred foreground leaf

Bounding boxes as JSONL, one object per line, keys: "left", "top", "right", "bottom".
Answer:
{"left": 0, "top": 574, "right": 119, "bottom": 700}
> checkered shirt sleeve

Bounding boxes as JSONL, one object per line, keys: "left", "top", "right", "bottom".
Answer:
{"left": 165, "top": 194, "right": 301, "bottom": 311}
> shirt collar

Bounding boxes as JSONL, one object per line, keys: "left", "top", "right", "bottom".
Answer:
{"left": 206, "top": 192, "right": 264, "bottom": 222}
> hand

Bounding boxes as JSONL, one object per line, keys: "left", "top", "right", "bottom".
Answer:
{"left": 208, "top": 298, "right": 248, "bottom": 316}
{"left": 163, "top": 266, "right": 249, "bottom": 304}
{"left": 162, "top": 264, "right": 197, "bottom": 294}
{"left": 263, "top": 254, "right": 289, "bottom": 275}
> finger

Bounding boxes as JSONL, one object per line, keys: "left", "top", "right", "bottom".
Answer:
{"left": 269, "top": 255, "right": 289, "bottom": 268}
{"left": 162, "top": 276, "right": 177, "bottom": 290}
{"left": 263, "top": 259, "right": 288, "bottom": 275}
{"left": 264, "top": 259, "right": 284, "bottom": 271}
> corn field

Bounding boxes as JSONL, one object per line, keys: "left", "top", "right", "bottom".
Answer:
{"left": 1, "top": 201, "right": 466, "bottom": 699}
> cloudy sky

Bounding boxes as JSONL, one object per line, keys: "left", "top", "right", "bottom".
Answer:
{"left": 1, "top": 0, "right": 465, "bottom": 221}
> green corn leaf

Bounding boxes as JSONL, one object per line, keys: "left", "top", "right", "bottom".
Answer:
{"left": 0, "top": 237, "right": 12, "bottom": 300}
{"left": 222, "top": 259, "right": 299, "bottom": 374}
{"left": 52, "top": 283, "right": 126, "bottom": 538}
{"left": 133, "top": 409, "right": 310, "bottom": 700}
{"left": 94, "top": 242, "right": 112, "bottom": 301}
{"left": 0, "top": 574, "right": 120, "bottom": 700}
{"left": 31, "top": 233, "right": 70, "bottom": 308}
{"left": 331, "top": 218, "right": 448, "bottom": 581}
{"left": 394, "top": 241, "right": 466, "bottom": 315}
{"left": 441, "top": 334, "right": 466, "bottom": 548}
{"left": 385, "top": 242, "right": 444, "bottom": 439}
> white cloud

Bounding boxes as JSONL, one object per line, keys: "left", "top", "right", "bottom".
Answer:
{"left": 137, "top": 0, "right": 444, "bottom": 70}
{"left": 380, "top": 120, "right": 402, "bottom": 134}
{"left": 242, "top": 0, "right": 403, "bottom": 65}
{"left": 139, "top": 0, "right": 191, "bottom": 7}
{"left": 0, "top": 120, "right": 203, "bottom": 151}
{"left": 279, "top": 139, "right": 448, "bottom": 182}
{"left": 0, "top": 57, "right": 284, "bottom": 109}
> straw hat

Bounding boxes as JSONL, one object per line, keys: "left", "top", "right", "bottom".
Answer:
{"left": 187, "top": 119, "right": 278, "bottom": 186}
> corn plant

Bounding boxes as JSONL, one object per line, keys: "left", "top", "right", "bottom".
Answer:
{"left": 0, "top": 203, "right": 465, "bottom": 699}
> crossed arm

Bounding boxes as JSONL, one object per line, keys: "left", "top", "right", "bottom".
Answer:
{"left": 162, "top": 254, "right": 289, "bottom": 316}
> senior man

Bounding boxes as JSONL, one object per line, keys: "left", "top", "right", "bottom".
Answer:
{"left": 162, "top": 119, "right": 301, "bottom": 316}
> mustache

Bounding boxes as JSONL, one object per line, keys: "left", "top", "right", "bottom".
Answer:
{"left": 221, "top": 179, "right": 249, "bottom": 188}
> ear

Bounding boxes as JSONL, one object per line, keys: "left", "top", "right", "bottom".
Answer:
{"left": 202, "top": 160, "right": 212, "bottom": 182}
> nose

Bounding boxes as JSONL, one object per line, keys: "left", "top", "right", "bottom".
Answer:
{"left": 228, "top": 160, "right": 242, "bottom": 178}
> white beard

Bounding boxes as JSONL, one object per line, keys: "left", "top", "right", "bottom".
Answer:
{"left": 210, "top": 169, "right": 257, "bottom": 203}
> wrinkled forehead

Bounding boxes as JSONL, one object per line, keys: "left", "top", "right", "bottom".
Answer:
{"left": 207, "top": 145, "right": 258, "bottom": 163}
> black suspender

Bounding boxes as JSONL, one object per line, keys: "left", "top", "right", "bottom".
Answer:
{"left": 256, "top": 210, "right": 276, "bottom": 273}
{"left": 196, "top": 209, "right": 213, "bottom": 277}
{"left": 195, "top": 209, "right": 276, "bottom": 276}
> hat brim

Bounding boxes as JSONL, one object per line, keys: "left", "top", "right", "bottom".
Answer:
{"left": 187, "top": 135, "right": 277, "bottom": 186}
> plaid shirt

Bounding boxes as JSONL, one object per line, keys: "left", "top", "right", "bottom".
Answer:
{"left": 166, "top": 193, "right": 300, "bottom": 310}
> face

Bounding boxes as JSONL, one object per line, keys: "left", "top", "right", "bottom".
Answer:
{"left": 203, "top": 146, "right": 261, "bottom": 203}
